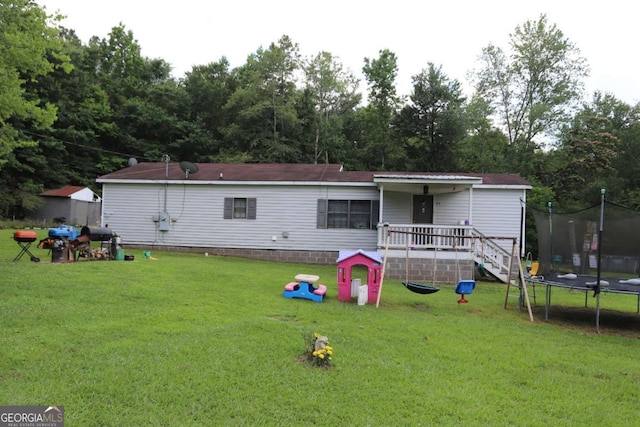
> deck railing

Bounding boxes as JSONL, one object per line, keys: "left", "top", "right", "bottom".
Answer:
{"left": 469, "top": 229, "right": 516, "bottom": 280}
{"left": 377, "top": 224, "right": 472, "bottom": 251}
{"left": 377, "top": 224, "right": 516, "bottom": 283}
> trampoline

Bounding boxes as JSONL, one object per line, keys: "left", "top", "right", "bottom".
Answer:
{"left": 527, "top": 190, "right": 640, "bottom": 331}
{"left": 526, "top": 274, "right": 640, "bottom": 329}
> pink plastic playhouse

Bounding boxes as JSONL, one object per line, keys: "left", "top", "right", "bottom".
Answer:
{"left": 336, "top": 250, "right": 383, "bottom": 304}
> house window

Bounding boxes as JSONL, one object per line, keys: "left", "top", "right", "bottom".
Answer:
{"left": 224, "top": 198, "right": 256, "bottom": 220}
{"left": 317, "top": 199, "right": 379, "bottom": 229}
{"left": 234, "top": 198, "right": 247, "bottom": 218}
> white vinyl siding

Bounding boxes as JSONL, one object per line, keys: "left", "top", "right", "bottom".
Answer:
{"left": 99, "top": 180, "right": 527, "bottom": 254}
{"left": 380, "top": 191, "right": 411, "bottom": 224}
{"left": 433, "top": 192, "right": 470, "bottom": 225}
{"left": 101, "top": 183, "right": 380, "bottom": 251}
{"left": 470, "top": 188, "right": 524, "bottom": 252}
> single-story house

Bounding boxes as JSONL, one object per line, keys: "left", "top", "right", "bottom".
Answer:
{"left": 96, "top": 163, "right": 531, "bottom": 283}
{"left": 29, "top": 185, "right": 102, "bottom": 226}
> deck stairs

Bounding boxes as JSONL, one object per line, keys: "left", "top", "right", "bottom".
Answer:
{"left": 470, "top": 229, "right": 517, "bottom": 284}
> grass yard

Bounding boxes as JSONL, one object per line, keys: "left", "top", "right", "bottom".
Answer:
{"left": 1, "top": 229, "right": 639, "bottom": 426}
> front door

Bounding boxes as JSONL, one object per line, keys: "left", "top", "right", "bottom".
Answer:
{"left": 412, "top": 195, "right": 433, "bottom": 224}
{"left": 412, "top": 195, "right": 434, "bottom": 246}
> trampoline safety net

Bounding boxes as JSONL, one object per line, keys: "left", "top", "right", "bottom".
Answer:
{"left": 533, "top": 201, "right": 640, "bottom": 276}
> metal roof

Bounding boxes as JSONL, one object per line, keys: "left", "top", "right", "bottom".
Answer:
{"left": 41, "top": 185, "right": 88, "bottom": 198}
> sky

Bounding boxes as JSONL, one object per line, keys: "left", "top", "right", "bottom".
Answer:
{"left": 38, "top": 0, "right": 640, "bottom": 105}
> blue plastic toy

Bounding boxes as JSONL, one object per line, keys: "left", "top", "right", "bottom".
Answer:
{"left": 283, "top": 274, "right": 327, "bottom": 303}
{"left": 455, "top": 280, "right": 476, "bottom": 304}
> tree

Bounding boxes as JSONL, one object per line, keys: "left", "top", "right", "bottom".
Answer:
{"left": 29, "top": 28, "right": 115, "bottom": 184}
{"left": 550, "top": 113, "right": 618, "bottom": 207}
{"left": 0, "top": 0, "right": 71, "bottom": 170}
{"left": 396, "top": 63, "right": 466, "bottom": 171}
{"left": 223, "top": 35, "right": 304, "bottom": 162}
{"left": 90, "top": 24, "right": 148, "bottom": 100}
{"left": 183, "top": 59, "right": 235, "bottom": 137}
{"left": 617, "top": 118, "right": 640, "bottom": 209}
{"left": 173, "top": 60, "right": 236, "bottom": 163}
{"left": 471, "top": 14, "right": 589, "bottom": 175}
{"left": 86, "top": 24, "right": 191, "bottom": 166}
{"left": 303, "top": 51, "right": 361, "bottom": 163}
{"left": 456, "top": 95, "right": 512, "bottom": 173}
{"left": 574, "top": 92, "right": 640, "bottom": 206}
{"left": 358, "top": 49, "right": 402, "bottom": 170}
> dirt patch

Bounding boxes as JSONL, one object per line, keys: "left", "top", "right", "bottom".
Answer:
{"left": 537, "top": 305, "right": 640, "bottom": 337}
{"left": 411, "top": 303, "right": 430, "bottom": 312}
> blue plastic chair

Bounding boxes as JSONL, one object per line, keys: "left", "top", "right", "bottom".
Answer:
{"left": 455, "top": 280, "right": 476, "bottom": 304}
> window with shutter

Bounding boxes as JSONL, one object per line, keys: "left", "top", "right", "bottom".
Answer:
{"left": 247, "top": 198, "right": 257, "bottom": 220}
{"left": 223, "top": 198, "right": 233, "bottom": 219}
{"left": 317, "top": 199, "right": 327, "bottom": 228}
{"left": 224, "top": 197, "right": 257, "bottom": 220}
{"left": 317, "top": 199, "right": 378, "bottom": 230}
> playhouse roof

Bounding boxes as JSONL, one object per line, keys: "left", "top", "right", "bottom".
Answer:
{"left": 336, "top": 249, "right": 383, "bottom": 264}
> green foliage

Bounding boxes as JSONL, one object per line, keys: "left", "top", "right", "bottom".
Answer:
{"left": 303, "top": 51, "right": 361, "bottom": 163}
{"left": 398, "top": 63, "right": 466, "bottom": 171}
{"left": 0, "top": 0, "right": 71, "bottom": 168}
{"left": 553, "top": 115, "right": 617, "bottom": 205}
{"left": 222, "top": 36, "right": 305, "bottom": 162}
{"left": 0, "top": 173, "right": 44, "bottom": 217}
{"left": 360, "top": 49, "right": 402, "bottom": 169}
{"left": 182, "top": 59, "right": 235, "bottom": 158}
{"left": 2, "top": 9, "right": 640, "bottom": 217}
{"left": 586, "top": 92, "right": 640, "bottom": 204}
{"left": 545, "top": 91, "right": 640, "bottom": 208}
{"left": 472, "top": 14, "right": 589, "bottom": 175}
{"left": 457, "top": 95, "right": 513, "bottom": 173}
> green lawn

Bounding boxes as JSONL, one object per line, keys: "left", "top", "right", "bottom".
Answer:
{"left": 1, "top": 228, "right": 639, "bottom": 426}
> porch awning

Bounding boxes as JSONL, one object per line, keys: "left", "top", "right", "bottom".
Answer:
{"left": 373, "top": 174, "right": 483, "bottom": 194}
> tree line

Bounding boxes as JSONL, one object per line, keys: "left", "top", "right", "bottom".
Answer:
{"left": 2, "top": 1, "right": 640, "bottom": 220}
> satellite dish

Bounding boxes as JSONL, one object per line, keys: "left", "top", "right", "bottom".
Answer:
{"left": 179, "top": 161, "right": 199, "bottom": 178}
{"left": 128, "top": 157, "right": 138, "bottom": 167}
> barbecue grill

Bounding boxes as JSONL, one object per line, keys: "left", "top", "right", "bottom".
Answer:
{"left": 80, "top": 226, "right": 115, "bottom": 241}
{"left": 13, "top": 230, "right": 40, "bottom": 262}
{"left": 75, "top": 226, "right": 117, "bottom": 260}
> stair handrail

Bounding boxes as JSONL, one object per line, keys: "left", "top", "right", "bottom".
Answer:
{"left": 471, "top": 229, "right": 516, "bottom": 282}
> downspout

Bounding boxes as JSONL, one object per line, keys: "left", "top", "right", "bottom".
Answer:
{"left": 162, "top": 154, "right": 170, "bottom": 212}
{"left": 100, "top": 184, "right": 105, "bottom": 226}
{"left": 519, "top": 195, "right": 526, "bottom": 258}
{"left": 378, "top": 184, "right": 384, "bottom": 247}
{"left": 468, "top": 186, "right": 473, "bottom": 225}
{"left": 378, "top": 184, "right": 384, "bottom": 224}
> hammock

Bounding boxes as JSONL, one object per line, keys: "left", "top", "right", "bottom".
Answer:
{"left": 402, "top": 281, "right": 440, "bottom": 295}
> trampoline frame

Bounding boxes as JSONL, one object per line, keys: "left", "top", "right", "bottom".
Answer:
{"left": 526, "top": 274, "right": 640, "bottom": 330}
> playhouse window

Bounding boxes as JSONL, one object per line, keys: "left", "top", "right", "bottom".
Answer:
{"left": 318, "top": 199, "right": 378, "bottom": 229}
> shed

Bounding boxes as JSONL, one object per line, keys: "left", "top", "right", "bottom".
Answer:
{"left": 29, "top": 185, "right": 102, "bottom": 226}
